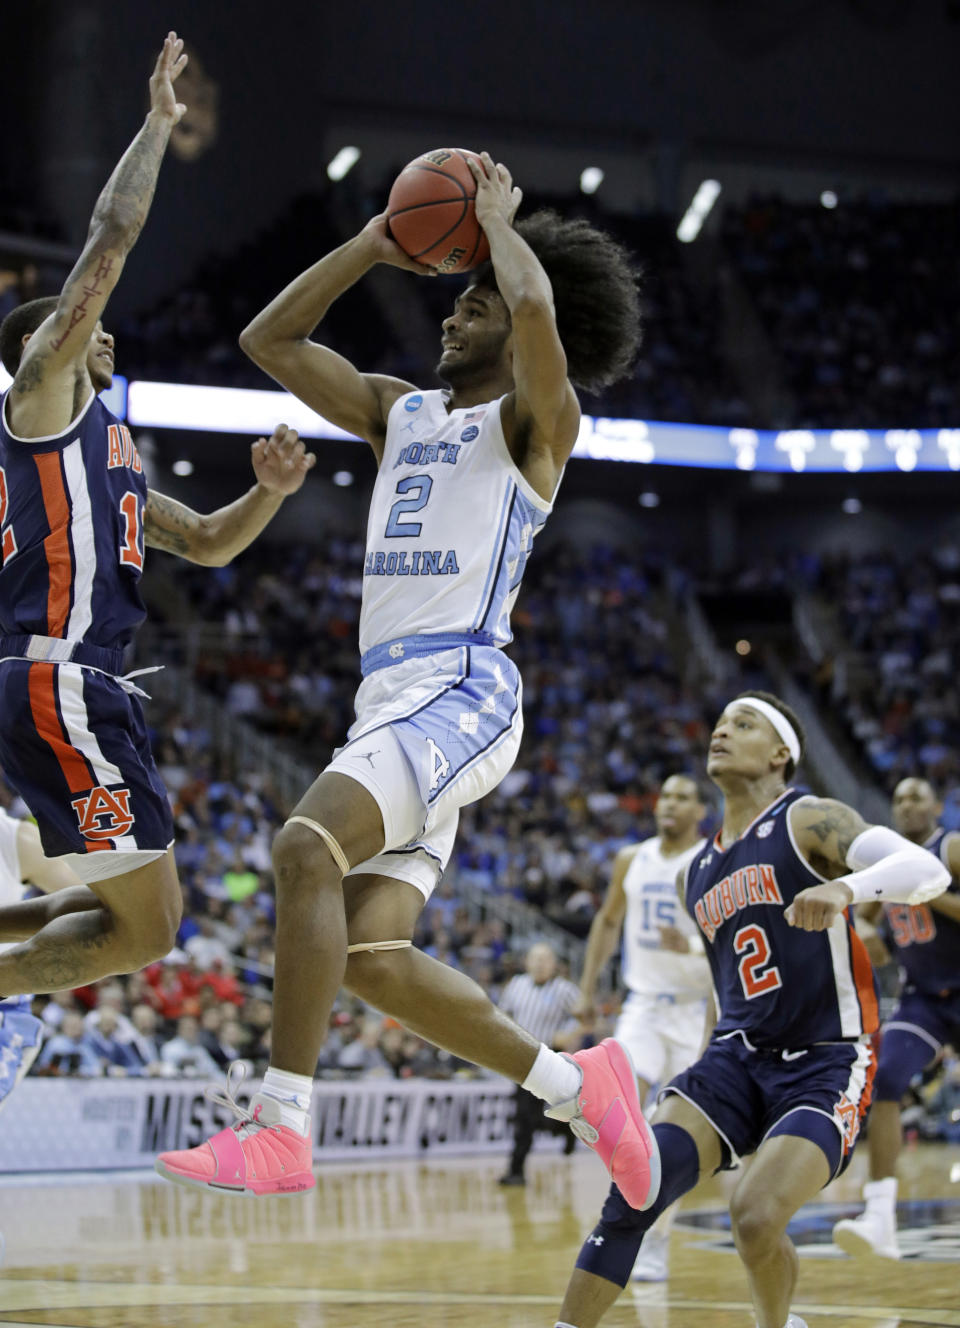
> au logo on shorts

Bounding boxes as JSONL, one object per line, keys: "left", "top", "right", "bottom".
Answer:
{"left": 71, "top": 786, "right": 135, "bottom": 840}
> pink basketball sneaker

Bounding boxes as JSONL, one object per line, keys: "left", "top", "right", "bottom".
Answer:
{"left": 155, "top": 1064, "right": 314, "bottom": 1196}
{"left": 545, "top": 1038, "right": 661, "bottom": 1211}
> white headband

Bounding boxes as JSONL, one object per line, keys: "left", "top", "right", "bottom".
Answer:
{"left": 737, "top": 698, "right": 801, "bottom": 764}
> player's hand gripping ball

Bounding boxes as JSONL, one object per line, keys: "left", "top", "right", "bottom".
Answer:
{"left": 386, "top": 148, "right": 492, "bottom": 275}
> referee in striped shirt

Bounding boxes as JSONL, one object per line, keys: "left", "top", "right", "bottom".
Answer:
{"left": 498, "top": 942, "right": 582, "bottom": 1185}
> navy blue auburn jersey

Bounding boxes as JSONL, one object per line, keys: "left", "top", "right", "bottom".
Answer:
{"left": 883, "top": 827, "right": 960, "bottom": 996}
{"left": 683, "top": 788, "right": 879, "bottom": 1048}
{"left": 0, "top": 390, "right": 147, "bottom": 651}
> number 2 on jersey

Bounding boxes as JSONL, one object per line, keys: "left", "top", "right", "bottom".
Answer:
{"left": 734, "top": 923, "right": 783, "bottom": 999}
{"left": 385, "top": 474, "right": 433, "bottom": 538}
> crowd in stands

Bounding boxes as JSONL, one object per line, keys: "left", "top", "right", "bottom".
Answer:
{"left": 807, "top": 545, "right": 960, "bottom": 807}
{"left": 11, "top": 179, "right": 958, "bottom": 429}
{"left": 5, "top": 533, "right": 960, "bottom": 1146}
{"left": 107, "top": 187, "right": 960, "bottom": 430}
{"left": 723, "top": 194, "right": 960, "bottom": 428}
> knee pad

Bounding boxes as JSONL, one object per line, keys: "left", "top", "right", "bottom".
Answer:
{"left": 346, "top": 939, "right": 413, "bottom": 955}
{"left": 284, "top": 816, "right": 350, "bottom": 875}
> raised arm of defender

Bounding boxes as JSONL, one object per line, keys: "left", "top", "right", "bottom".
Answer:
{"left": 785, "top": 796, "right": 950, "bottom": 930}
{"left": 468, "top": 154, "right": 581, "bottom": 498}
{"left": 7, "top": 34, "right": 187, "bottom": 439}
{"left": 144, "top": 424, "right": 314, "bottom": 565}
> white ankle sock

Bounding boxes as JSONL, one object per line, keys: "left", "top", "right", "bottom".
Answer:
{"left": 863, "top": 1176, "right": 897, "bottom": 1217}
{"left": 261, "top": 1066, "right": 313, "bottom": 1135}
{"left": 555, "top": 1322, "right": 578, "bottom": 1327}
{"left": 522, "top": 1044, "right": 581, "bottom": 1105}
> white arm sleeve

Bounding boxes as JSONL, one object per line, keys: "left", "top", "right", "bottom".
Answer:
{"left": 843, "top": 825, "right": 950, "bottom": 905}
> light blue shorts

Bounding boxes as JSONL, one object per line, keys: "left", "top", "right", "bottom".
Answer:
{"left": 326, "top": 641, "right": 522, "bottom": 899}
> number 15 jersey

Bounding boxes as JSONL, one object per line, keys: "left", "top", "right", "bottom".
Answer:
{"left": 0, "top": 390, "right": 147, "bottom": 651}
{"left": 621, "top": 835, "right": 711, "bottom": 999}
{"left": 359, "top": 390, "right": 554, "bottom": 656}
{"left": 683, "top": 788, "right": 879, "bottom": 1048}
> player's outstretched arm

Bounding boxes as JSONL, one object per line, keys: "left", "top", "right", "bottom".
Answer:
{"left": 785, "top": 797, "right": 950, "bottom": 931}
{"left": 7, "top": 34, "right": 187, "bottom": 438}
{"left": 576, "top": 846, "right": 633, "bottom": 1017}
{"left": 468, "top": 153, "right": 580, "bottom": 491}
{"left": 238, "top": 217, "right": 429, "bottom": 459}
{"left": 144, "top": 424, "right": 314, "bottom": 565}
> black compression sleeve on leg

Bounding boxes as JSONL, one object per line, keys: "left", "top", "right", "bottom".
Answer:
{"left": 574, "top": 1123, "right": 701, "bottom": 1287}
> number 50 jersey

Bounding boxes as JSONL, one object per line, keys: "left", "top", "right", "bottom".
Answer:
{"left": 0, "top": 391, "right": 148, "bottom": 651}
{"left": 683, "top": 788, "right": 880, "bottom": 1048}
{"left": 360, "top": 390, "right": 554, "bottom": 655}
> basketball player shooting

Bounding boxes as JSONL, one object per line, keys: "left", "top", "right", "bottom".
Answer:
{"left": 0, "top": 35, "right": 314, "bottom": 1006}
{"left": 155, "top": 154, "right": 657, "bottom": 1204}
{"left": 553, "top": 692, "right": 949, "bottom": 1328}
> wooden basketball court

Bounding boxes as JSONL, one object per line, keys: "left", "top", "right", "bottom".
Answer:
{"left": 1, "top": 1142, "right": 958, "bottom": 1326}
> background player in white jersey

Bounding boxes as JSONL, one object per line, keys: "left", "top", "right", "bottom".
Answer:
{"left": 578, "top": 774, "right": 710, "bottom": 1281}
{"left": 156, "top": 156, "right": 659, "bottom": 1205}
{"left": 0, "top": 808, "right": 83, "bottom": 1113}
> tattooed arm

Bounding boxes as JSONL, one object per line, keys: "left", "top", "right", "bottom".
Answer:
{"left": 144, "top": 424, "right": 315, "bottom": 565}
{"left": 7, "top": 33, "right": 187, "bottom": 440}
{"left": 785, "top": 797, "right": 949, "bottom": 931}
{"left": 789, "top": 797, "right": 871, "bottom": 880}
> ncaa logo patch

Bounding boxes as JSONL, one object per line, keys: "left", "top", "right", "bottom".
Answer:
{"left": 756, "top": 819, "right": 775, "bottom": 838}
{"left": 404, "top": 394, "right": 423, "bottom": 413}
{"left": 71, "top": 786, "right": 135, "bottom": 840}
{"left": 460, "top": 425, "right": 479, "bottom": 442}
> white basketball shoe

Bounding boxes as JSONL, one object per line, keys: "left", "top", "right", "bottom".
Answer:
{"left": 833, "top": 1207, "right": 901, "bottom": 1259}
{"left": 833, "top": 1177, "right": 901, "bottom": 1259}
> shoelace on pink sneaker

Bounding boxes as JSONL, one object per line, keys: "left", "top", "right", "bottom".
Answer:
{"left": 204, "top": 1060, "right": 272, "bottom": 1141}
{"left": 568, "top": 1116, "right": 600, "bottom": 1145}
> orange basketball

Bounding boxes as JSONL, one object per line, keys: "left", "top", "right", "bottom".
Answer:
{"left": 386, "top": 148, "right": 491, "bottom": 275}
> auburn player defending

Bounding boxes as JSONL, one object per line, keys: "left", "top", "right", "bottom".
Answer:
{"left": 578, "top": 773, "right": 710, "bottom": 1281}
{"left": 833, "top": 776, "right": 960, "bottom": 1260}
{"left": 156, "top": 157, "right": 656, "bottom": 1206}
{"left": 554, "top": 692, "right": 949, "bottom": 1328}
{"left": 0, "top": 36, "right": 313, "bottom": 1007}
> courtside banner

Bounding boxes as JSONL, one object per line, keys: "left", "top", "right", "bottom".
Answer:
{"left": 0, "top": 1077, "right": 517, "bottom": 1172}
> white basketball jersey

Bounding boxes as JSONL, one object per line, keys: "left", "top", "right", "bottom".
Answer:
{"left": 621, "top": 835, "right": 712, "bottom": 998}
{"left": 359, "top": 390, "right": 554, "bottom": 655}
{"left": 0, "top": 808, "right": 23, "bottom": 958}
